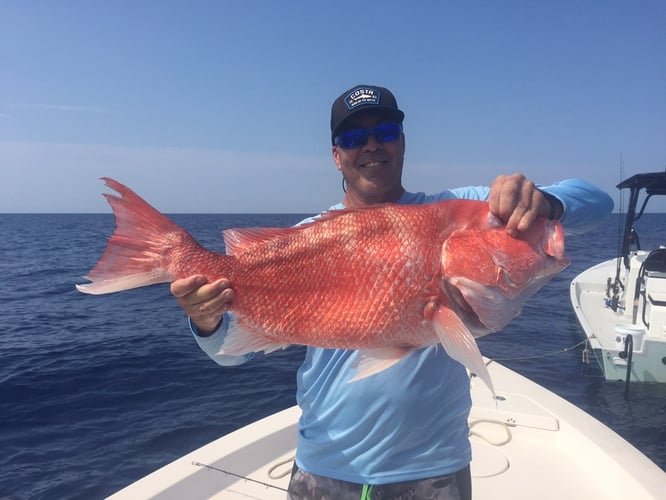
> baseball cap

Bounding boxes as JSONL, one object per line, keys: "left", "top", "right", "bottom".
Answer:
{"left": 330, "top": 85, "right": 405, "bottom": 142}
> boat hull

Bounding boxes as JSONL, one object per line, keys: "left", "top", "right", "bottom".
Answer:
{"left": 570, "top": 254, "right": 666, "bottom": 383}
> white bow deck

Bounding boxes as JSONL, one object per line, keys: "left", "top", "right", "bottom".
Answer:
{"left": 109, "top": 360, "right": 665, "bottom": 500}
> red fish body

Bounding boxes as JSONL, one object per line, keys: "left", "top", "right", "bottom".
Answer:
{"left": 78, "top": 178, "right": 570, "bottom": 393}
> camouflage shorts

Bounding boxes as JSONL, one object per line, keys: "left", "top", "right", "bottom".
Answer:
{"left": 287, "top": 463, "right": 471, "bottom": 500}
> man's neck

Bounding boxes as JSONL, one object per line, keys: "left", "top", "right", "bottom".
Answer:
{"left": 343, "top": 187, "right": 405, "bottom": 208}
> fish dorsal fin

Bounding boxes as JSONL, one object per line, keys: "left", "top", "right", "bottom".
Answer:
{"left": 222, "top": 206, "right": 388, "bottom": 256}
{"left": 314, "top": 202, "right": 406, "bottom": 224}
{"left": 222, "top": 203, "right": 404, "bottom": 256}
{"left": 223, "top": 227, "right": 296, "bottom": 256}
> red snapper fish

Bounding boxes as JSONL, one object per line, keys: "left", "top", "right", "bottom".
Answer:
{"left": 77, "top": 178, "right": 570, "bottom": 395}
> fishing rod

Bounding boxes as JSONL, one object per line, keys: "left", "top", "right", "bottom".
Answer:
{"left": 192, "top": 460, "right": 290, "bottom": 492}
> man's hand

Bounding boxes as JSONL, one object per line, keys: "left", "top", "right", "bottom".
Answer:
{"left": 488, "top": 173, "right": 562, "bottom": 236}
{"left": 170, "top": 275, "right": 235, "bottom": 336}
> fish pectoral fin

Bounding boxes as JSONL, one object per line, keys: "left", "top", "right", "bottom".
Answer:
{"left": 216, "top": 322, "right": 290, "bottom": 356}
{"left": 432, "top": 306, "right": 495, "bottom": 397}
{"left": 350, "top": 347, "right": 416, "bottom": 382}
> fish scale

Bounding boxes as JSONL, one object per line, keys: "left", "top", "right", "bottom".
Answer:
{"left": 77, "top": 178, "right": 569, "bottom": 394}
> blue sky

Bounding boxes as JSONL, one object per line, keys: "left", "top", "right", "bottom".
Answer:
{"left": 1, "top": 1, "right": 664, "bottom": 213}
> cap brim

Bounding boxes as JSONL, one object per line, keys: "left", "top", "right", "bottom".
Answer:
{"left": 332, "top": 107, "right": 405, "bottom": 139}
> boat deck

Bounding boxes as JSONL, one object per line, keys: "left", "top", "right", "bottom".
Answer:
{"left": 109, "top": 361, "right": 666, "bottom": 499}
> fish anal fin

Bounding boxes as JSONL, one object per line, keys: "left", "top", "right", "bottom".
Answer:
{"left": 432, "top": 306, "right": 495, "bottom": 397}
{"left": 216, "top": 322, "right": 290, "bottom": 356}
{"left": 350, "top": 347, "right": 416, "bottom": 382}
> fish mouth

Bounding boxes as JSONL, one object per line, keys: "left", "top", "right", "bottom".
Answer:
{"left": 441, "top": 280, "right": 490, "bottom": 338}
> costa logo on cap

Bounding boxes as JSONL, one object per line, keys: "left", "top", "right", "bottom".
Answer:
{"left": 331, "top": 84, "right": 403, "bottom": 142}
{"left": 345, "top": 88, "right": 381, "bottom": 110}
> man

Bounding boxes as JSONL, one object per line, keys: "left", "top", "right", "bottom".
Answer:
{"left": 171, "top": 85, "right": 613, "bottom": 499}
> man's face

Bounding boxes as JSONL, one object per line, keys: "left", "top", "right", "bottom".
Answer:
{"left": 332, "top": 111, "right": 406, "bottom": 208}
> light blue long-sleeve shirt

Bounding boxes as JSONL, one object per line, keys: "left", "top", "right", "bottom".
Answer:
{"left": 192, "top": 178, "right": 613, "bottom": 484}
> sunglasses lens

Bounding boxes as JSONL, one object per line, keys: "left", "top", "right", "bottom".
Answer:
{"left": 374, "top": 123, "right": 402, "bottom": 143}
{"left": 334, "top": 123, "right": 402, "bottom": 149}
{"left": 336, "top": 129, "right": 369, "bottom": 149}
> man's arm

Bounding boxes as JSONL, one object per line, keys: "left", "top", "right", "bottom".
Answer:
{"left": 171, "top": 275, "right": 252, "bottom": 367}
{"left": 452, "top": 174, "right": 613, "bottom": 235}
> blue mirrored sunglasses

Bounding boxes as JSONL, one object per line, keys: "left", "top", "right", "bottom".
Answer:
{"left": 334, "top": 122, "right": 403, "bottom": 149}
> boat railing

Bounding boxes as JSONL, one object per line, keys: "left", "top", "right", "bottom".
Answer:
{"left": 632, "top": 248, "right": 666, "bottom": 336}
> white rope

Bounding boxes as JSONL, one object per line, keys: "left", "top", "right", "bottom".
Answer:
{"left": 267, "top": 456, "right": 295, "bottom": 479}
{"left": 468, "top": 419, "right": 513, "bottom": 446}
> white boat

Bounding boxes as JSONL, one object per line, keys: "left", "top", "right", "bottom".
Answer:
{"left": 108, "top": 360, "right": 665, "bottom": 499}
{"left": 570, "top": 171, "right": 666, "bottom": 383}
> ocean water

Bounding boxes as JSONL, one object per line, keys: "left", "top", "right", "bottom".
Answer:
{"left": 1, "top": 211, "right": 664, "bottom": 499}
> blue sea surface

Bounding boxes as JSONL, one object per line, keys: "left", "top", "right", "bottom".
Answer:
{"left": 1, "top": 212, "right": 665, "bottom": 499}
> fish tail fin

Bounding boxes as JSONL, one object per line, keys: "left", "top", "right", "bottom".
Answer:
{"left": 77, "top": 177, "right": 213, "bottom": 295}
{"left": 432, "top": 305, "right": 496, "bottom": 397}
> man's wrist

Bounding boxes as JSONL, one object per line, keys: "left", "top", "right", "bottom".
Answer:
{"left": 540, "top": 190, "right": 564, "bottom": 220}
{"left": 190, "top": 316, "right": 223, "bottom": 337}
